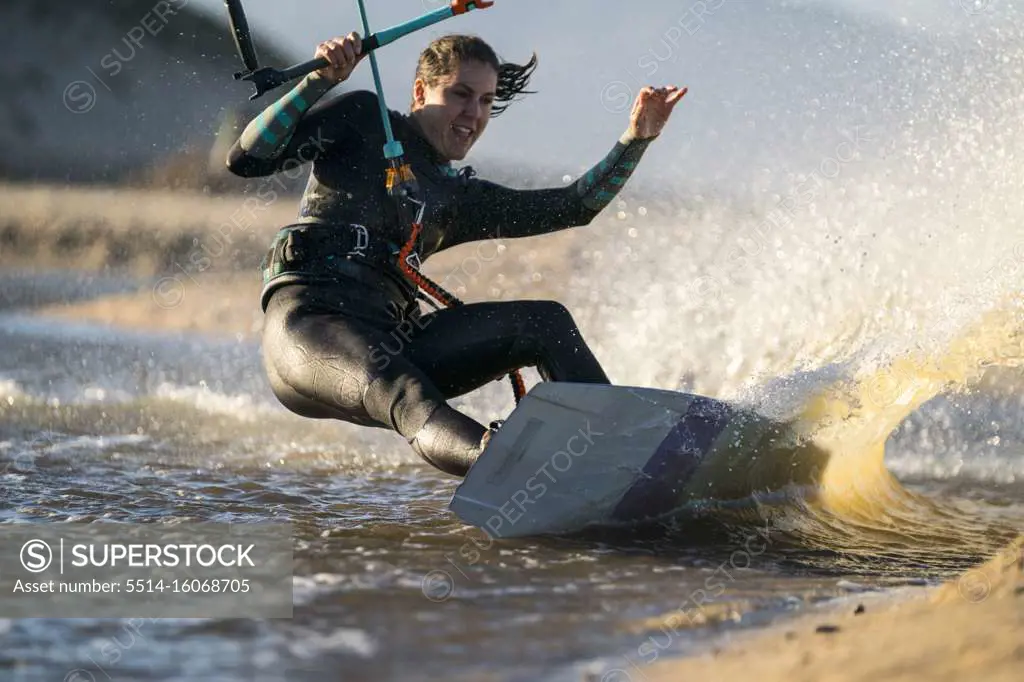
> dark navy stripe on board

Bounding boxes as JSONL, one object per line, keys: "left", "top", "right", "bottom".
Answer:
{"left": 611, "top": 396, "right": 733, "bottom": 523}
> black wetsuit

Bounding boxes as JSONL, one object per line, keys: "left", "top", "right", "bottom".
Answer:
{"left": 227, "top": 85, "right": 653, "bottom": 476}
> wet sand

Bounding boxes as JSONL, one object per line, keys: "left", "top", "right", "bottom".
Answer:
{"left": 635, "top": 539, "right": 1024, "bottom": 682}
{"left": 2, "top": 181, "right": 588, "bottom": 339}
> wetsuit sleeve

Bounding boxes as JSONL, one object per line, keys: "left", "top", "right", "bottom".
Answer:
{"left": 447, "top": 132, "right": 655, "bottom": 244}
{"left": 225, "top": 78, "right": 374, "bottom": 178}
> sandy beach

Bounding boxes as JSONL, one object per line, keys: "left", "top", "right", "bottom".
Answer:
{"left": 642, "top": 535, "right": 1023, "bottom": 682}
{"left": 1, "top": 181, "right": 589, "bottom": 340}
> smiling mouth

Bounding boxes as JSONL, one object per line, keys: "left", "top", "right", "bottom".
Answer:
{"left": 451, "top": 124, "right": 474, "bottom": 142}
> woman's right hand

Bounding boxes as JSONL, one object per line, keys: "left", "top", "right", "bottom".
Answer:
{"left": 312, "top": 32, "right": 364, "bottom": 84}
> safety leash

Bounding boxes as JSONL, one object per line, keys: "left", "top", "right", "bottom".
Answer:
{"left": 358, "top": 0, "right": 527, "bottom": 404}
{"left": 224, "top": 0, "right": 526, "bottom": 404}
{"left": 396, "top": 222, "right": 529, "bottom": 402}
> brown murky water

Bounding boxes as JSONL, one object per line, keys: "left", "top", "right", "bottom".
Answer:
{"left": 2, "top": 297, "right": 1021, "bottom": 682}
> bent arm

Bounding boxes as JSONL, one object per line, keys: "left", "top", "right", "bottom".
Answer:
{"left": 448, "top": 132, "right": 655, "bottom": 245}
{"left": 225, "top": 77, "right": 367, "bottom": 177}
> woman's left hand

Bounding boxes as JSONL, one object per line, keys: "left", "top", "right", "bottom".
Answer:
{"left": 627, "top": 86, "right": 688, "bottom": 140}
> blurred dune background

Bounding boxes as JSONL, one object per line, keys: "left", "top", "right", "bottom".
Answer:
{"left": 0, "top": 1, "right": 300, "bottom": 335}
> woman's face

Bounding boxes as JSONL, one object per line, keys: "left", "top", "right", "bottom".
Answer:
{"left": 411, "top": 59, "right": 498, "bottom": 162}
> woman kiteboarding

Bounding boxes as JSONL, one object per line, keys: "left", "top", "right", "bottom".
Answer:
{"left": 226, "top": 30, "right": 687, "bottom": 476}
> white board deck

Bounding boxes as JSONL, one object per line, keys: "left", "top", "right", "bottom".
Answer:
{"left": 449, "top": 382, "right": 775, "bottom": 538}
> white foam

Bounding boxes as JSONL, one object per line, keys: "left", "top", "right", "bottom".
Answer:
{"left": 0, "top": 379, "right": 26, "bottom": 400}
{"left": 538, "top": 23, "right": 1024, "bottom": 433}
{"left": 286, "top": 627, "right": 378, "bottom": 659}
{"left": 48, "top": 434, "right": 151, "bottom": 454}
{"left": 152, "top": 382, "right": 281, "bottom": 423}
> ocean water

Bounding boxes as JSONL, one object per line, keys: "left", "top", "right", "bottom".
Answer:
{"left": 2, "top": 305, "right": 1020, "bottom": 682}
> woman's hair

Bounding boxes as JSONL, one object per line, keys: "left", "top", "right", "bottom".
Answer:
{"left": 413, "top": 34, "right": 538, "bottom": 117}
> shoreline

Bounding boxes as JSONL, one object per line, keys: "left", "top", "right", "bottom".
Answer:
{"left": 3, "top": 182, "right": 1023, "bottom": 682}
{"left": 0, "top": 180, "right": 589, "bottom": 340}
{"left": 17, "top": 282, "right": 1021, "bottom": 682}
{"left": 8, "top": 303, "right": 1024, "bottom": 682}
{"left": 609, "top": 535, "right": 1023, "bottom": 682}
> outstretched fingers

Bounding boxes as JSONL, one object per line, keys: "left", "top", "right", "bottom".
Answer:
{"left": 667, "top": 86, "right": 688, "bottom": 105}
{"left": 640, "top": 85, "right": 689, "bottom": 107}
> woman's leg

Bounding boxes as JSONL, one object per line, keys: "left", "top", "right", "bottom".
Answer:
{"left": 261, "top": 286, "right": 488, "bottom": 476}
{"left": 403, "top": 300, "right": 611, "bottom": 398}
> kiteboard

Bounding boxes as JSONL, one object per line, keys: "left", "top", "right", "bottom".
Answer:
{"left": 449, "top": 382, "right": 831, "bottom": 538}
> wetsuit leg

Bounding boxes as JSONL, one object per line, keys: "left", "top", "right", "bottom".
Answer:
{"left": 262, "top": 285, "right": 489, "bottom": 476}
{"left": 262, "top": 290, "right": 609, "bottom": 477}
{"left": 403, "top": 300, "right": 610, "bottom": 397}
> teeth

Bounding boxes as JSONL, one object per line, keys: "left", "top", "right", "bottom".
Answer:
{"left": 453, "top": 125, "right": 472, "bottom": 136}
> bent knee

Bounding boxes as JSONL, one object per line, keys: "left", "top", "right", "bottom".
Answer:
{"left": 518, "top": 300, "right": 582, "bottom": 338}
{"left": 522, "top": 300, "right": 575, "bottom": 324}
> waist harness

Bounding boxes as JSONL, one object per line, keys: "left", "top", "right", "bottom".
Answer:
{"left": 259, "top": 221, "right": 421, "bottom": 312}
